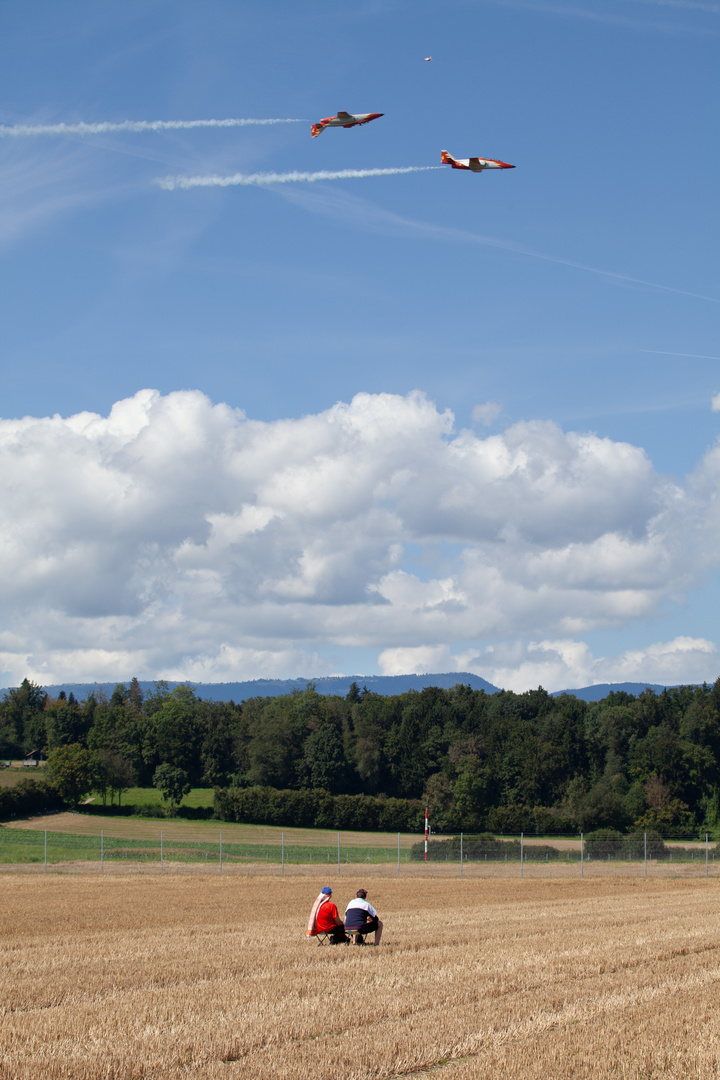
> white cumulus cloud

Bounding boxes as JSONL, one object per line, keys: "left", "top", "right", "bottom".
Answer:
{"left": 0, "top": 387, "right": 718, "bottom": 689}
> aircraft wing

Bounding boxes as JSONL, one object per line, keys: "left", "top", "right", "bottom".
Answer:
{"left": 336, "top": 111, "right": 354, "bottom": 120}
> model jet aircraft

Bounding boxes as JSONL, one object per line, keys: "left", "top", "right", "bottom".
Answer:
{"left": 441, "top": 150, "right": 515, "bottom": 171}
{"left": 311, "top": 111, "right": 384, "bottom": 138}
{"left": 422, "top": 56, "right": 432, "bottom": 61}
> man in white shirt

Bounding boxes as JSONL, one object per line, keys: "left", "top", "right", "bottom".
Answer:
{"left": 344, "top": 888, "right": 383, "bottom": 945}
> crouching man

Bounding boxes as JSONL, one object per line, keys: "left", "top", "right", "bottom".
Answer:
{"left": 344, "top": 888, "right": 383, "bottom": 945}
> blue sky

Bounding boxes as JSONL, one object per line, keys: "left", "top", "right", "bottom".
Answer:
{"left": 0, "top": 0, "right": 718, "bottom": 691}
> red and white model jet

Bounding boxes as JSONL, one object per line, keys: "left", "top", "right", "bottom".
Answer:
{"left": 311, "top": 111, "right": 384, "bottom": 138}
{"left": 441, "top": 150, "right": 515, "bottom": 171}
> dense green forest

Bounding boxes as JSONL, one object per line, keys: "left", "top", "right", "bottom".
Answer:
{"left": 2, "top": 676, "right": 720, "bottom": 834}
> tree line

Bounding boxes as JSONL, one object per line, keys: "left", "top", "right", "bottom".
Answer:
{"left": 2, "top": 676, "right": 720, "bottom": 834}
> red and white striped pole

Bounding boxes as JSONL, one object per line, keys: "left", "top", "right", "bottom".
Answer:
{"left": 424, "top": 806, "right": 429, "bottom": 862}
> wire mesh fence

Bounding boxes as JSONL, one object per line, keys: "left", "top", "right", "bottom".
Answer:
{"left": 0, "top": 826, "right": 717, "bottom": 877}
{"left": 419, "top": 833, "right": 719, "bottom": 879}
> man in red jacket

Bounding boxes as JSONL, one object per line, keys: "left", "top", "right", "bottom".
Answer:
{"left": 314, "top": 886, "right": 347, "bottom": 944}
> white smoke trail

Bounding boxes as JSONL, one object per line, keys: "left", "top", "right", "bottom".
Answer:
{"left": 621, "top": 0, "right": 720, "bottom": 12}
{"left": 0, "top": 118, "right": 306, "bottom": 138}
{"left": 639, "top": 350, "right": 720, "bottom": 360}
{"left": 157, "top": 166, "right": 442, "bottom": 190}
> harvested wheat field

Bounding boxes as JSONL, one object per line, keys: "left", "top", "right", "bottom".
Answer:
{"left": 1, "top": 876, "right": 719, "bottom": 1080}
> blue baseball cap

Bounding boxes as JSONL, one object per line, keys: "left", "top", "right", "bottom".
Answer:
{"left": 321, "top": 886, "right": 332, "bottom": 894}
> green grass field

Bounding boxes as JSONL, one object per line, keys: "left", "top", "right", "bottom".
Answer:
{"left": 0, "top": 773, "right": 213, "bottom": 806}
{"left": 2, "top": 823, "right": 715, "bottom": 870}
{"left": 0, "top": 825, "right": 409, "bottom": 865}
{"left": 2, "top": 808, "right": 716, "bottom": 871}
{"left": 0, "top": 766, "right": 47, "bottom": 788}
{"left": 92, "top": 786, "right": 214, "bottom": 808}
{"left": 6, "top": 810, "right": 421, "bottom": 848}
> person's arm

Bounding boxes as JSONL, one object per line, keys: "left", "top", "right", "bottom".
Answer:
{"left": 331, "top": 903, "right": 344, "bottom": 927}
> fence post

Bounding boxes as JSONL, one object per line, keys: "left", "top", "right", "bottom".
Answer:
{"left": 460, "top": 832, "right": 463, "bottom": 879}
{"left": 580, "top": 832, "right": 584, "bottom": 877}
{"left": 644, "top": 831, "right": 647, "bottom": 878}
{"left": 282, "top": 831, "right": 285, "bottom": 876}
{"left": 706, "top": 832, "right": 709, "bottom": 878}
{"left": 520, "top": 832, "right": 523, "bottom": 878}
{"left": 101, "top": 830, "right": 104, "bottom": 875}
{"left": 44, "top": 829, "right": 47, "bottom": 873}
{"left": 337, "top": 832, "right": 340, "bottom": 876}
{"left": 220, "top": 831, "right": 222, "bottom": 876}
{"left": 161, "top": 830, "right": 164, "bottom": 875}
{"left": 397, "top": 833, "right": 400, "bottom": 877}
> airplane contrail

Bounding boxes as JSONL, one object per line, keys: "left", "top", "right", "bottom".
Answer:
{"left": 640, "top": 349, "right": 720, "bottom": 359}
{"left": 621, "top": 0, "right": 720, "bottom": 12}
{"left": 157, "top": 166, "right": 442, "bottom": 190}
{"left": 273, "top": 186, "right": 719, "bottom": 304}
{"left": 0, "top": 118, "right": 306, "bottom": 138}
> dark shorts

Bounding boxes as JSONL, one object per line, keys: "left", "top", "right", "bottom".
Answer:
{"left": 345, "top": 915, "right": 378, "bottom": 935}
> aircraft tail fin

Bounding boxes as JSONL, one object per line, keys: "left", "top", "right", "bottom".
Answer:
{"left": 311, "top": 123, "right": 324, "bottom": 138}
{"left": 441, "top": 150, "right": 453, "bottom": 164}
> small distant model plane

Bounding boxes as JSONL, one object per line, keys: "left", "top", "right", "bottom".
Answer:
{"left": 422, "top": 56, "right": 432, "bottom": 61}
{"left": 311, "top": 111, "right": 384, "bottom": 138}
{"left": 441, "top": 149, "right": 515, "bottom": 171}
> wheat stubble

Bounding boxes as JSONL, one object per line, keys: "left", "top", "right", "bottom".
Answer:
{"left": 1, "top": 876, "right": 719, "bottom": 1079}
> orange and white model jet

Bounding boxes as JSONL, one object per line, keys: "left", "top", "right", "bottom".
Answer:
{"left": 311, "top": 111, "right": 384, "bottom": 138}
{"left": 441, "top": 149, "right": 515, "bottom": 171}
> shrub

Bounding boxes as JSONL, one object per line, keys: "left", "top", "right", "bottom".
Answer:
{"left": 626, "top": 829, "right": 666, "bottom": 859}
{"left": 583, "top": 828, "right": 625, "bottom": 858}
{"left": 132, "top": 804, "right": 168, "bottom": 819}
{"left": 634, "top": 800, "right": 696, "bottom": 836}
{"left": 0, "top": 777, "right": 64, "bottom": 821}
{"left": 214, "top": 785, "right": 424, "bottom": 832}
{"left": 411, "top": 835, "right": 566, "bottom": 862}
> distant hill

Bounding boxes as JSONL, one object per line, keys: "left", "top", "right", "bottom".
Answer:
{"left": 2, "top": 675, "right": 707, "bottom": 705}
{"left": 0, "top": 671, "right": 500, "bottom": 702}
{"left": 551, "top": 682, "right": 699, "bottom": 702}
